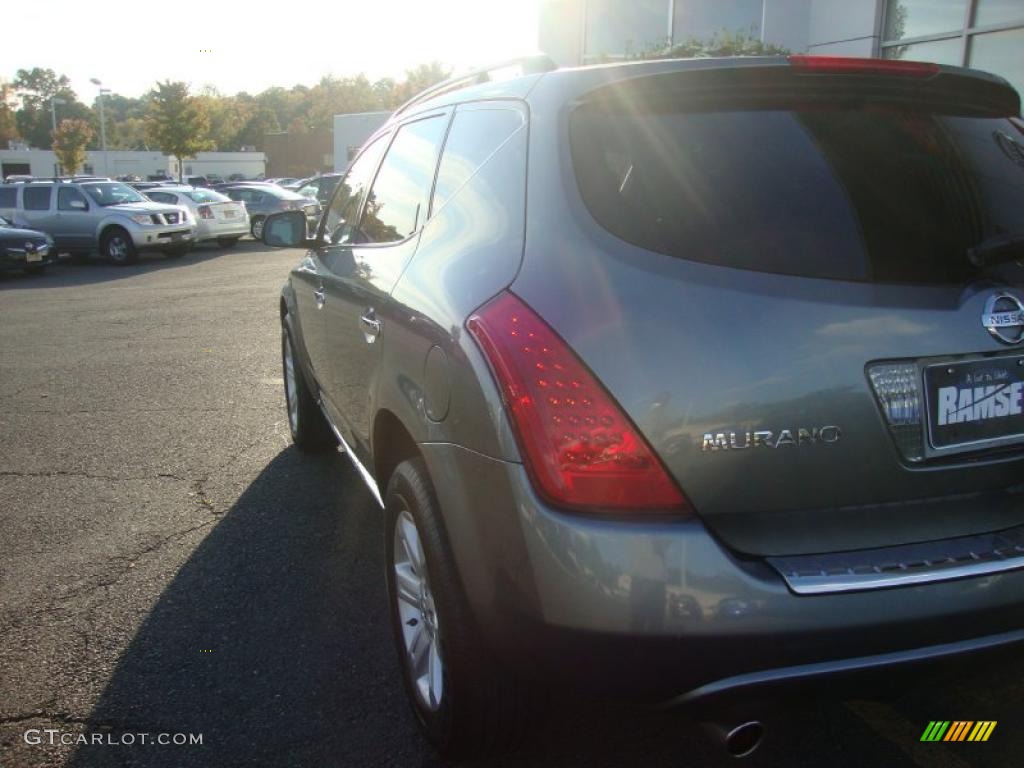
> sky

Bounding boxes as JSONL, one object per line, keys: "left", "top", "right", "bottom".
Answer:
{"left": 3, "top": 0, "right": 541, "bottom": 100}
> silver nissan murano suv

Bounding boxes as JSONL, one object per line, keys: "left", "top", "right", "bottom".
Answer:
{"left": 261, "top": 54, "right": 1024, "bottom": 758}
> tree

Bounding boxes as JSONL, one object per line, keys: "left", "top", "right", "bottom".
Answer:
{"left": 390, "top": 62, "right": 451, "bottom": 107}
{"left": 632, "top": 29, "right": 790, "bottom": 60}
{"left": 12, "top": 67, "right": 89, "bottom": 149}
{"left": 0, "top": 80, "right": 18, "bottom": 149}
{"left": 52, "top": 118, "right": 93, "bottom": 175}
{"left": 145, "top": 81, "right": 212, "bottom": 181}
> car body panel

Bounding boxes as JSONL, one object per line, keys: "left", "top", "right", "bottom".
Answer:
{"left": 279, "top": 57, "right": 1024, "bottom": 702}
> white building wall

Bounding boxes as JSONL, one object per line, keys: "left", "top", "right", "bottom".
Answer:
{"left": 0, "top": 149, "right": 266, "bottom": 180}
{"left": 333, "top": 112, "right": 391, "bottom": 172}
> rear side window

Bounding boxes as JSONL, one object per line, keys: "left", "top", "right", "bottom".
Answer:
{"left": 432, "top": 107, "right": 524, "bottom": 213}
{"left": 358, "top": 115, "right": 448, "bottom": 244}
{"left": 571, "top": 104, "right": 1024, "bottom": 284}
{"left": 0, "top": 187, "right": 15, "bottom": 207}
{"left": 23, "top": 186, "right": 52, "bottom": 211}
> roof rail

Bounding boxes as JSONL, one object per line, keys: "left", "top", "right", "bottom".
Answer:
{"left": 392, "top": 54, "right": 557, "bottom": 118}
{"left": 18, "top": 176, "right": 112, "bottom": 184}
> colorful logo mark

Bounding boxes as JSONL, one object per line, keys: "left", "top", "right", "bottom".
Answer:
{"left": 920, "top": 721, "right": 997, "bottom": 742}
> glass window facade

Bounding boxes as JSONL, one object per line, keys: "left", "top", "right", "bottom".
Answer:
{"left": 882, "top": 0, "right": 1024, "bottom": 100}
{"left": 582, "top": 0, "right": 766, "bottom": 60}
{"left": 584, "top": 0, "right": 670, "bottom": 58}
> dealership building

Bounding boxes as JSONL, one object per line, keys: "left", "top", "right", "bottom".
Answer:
{"left": 539, "top": 0, "right": 1023, "bottom": 97}
{"left": 0, "top": 147, "right": 266, "bottom": 182}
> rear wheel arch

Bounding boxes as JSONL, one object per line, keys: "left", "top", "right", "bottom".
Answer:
{"left": 373, "top": 409, "right": 421, "bottom": 496}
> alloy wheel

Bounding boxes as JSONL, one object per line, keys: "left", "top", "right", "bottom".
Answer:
{"left": 283, "top": 333, "right": 299, "bottom": 433}
{"left": 393, "top": 509, "right": 444, "bottom": 711}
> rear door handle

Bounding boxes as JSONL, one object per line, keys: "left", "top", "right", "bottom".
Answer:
{"left": 359, "top": 308, "right": 381, "bottom": 342}
{"left": 313, "top": 286, "right": 325, "bottom": 309}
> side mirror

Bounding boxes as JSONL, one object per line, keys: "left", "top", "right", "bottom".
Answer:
{"left": 263, "top": 210, "right": 314, "bottom": 248}
{"left": 70, "top": 199, "right": 88, "bottom": 211}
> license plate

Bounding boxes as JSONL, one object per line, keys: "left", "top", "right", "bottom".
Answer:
{"left": 25, "top": 250, "right": 42, "bottom": 263}
{"left": 171, "top": 233, "right": 182, "bottom": 242}
{"left": 224, "top": 210, "right": 236, "bottom": 218}
{"left": 925, "top": 356, "right": 1024, "bottom": 450}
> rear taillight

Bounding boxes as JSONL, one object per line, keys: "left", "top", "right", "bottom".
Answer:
{"left": 867, "top": 362, "right": 924, "bottom": 461}
{"left": 198, "top": 205, "right": 214, "bottom": 220}
{"left": 467, "top": 292, "right": 689, "bottom": 514}
{"left": 788, "top": 55, "right": 940, "bottom": 78}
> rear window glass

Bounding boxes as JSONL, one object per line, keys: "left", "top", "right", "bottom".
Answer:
{"left": 185, "top": 189, "right": 229, "bottom": 203}
{"left": 570, "top": 105, "right": 1024, "bottom": 284}
{"left": 23, "top": 186, "right": 52, "bottom": 211}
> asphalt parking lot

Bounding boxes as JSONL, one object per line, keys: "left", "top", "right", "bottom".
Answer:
{"left": 1, "top": 242, "right": 1022, "bottom": 768}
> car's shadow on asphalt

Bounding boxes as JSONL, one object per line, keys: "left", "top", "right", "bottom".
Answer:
{"left": 66, "top": 446, "right": 974, "bottom": 768}
{"left": 0, "top": 242, "right": 266, "bottom": 291}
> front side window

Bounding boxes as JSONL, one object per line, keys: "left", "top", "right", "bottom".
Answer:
{"left": 323, "top": 134, "right": 389, "bottom": 245}
{"left": 58, "top": 187, "right": 88, "bottom": 210}
{"left": 23, "top": 187, "right": 52, "bottom": 211}
{"left": 358, "top": 116, "right": 448, "bottom": 245}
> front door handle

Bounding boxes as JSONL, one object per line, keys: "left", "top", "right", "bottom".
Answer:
{"left": 314, "top": 286, "right": 325, "bottom": 309}
{"left": 359, "top": 308, "right": 381, "bottom": 342}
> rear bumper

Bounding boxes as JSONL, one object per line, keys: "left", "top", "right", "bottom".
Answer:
{"left": 196, "top": 219, "right": 249, "bottom": 241}
{"left": 420, "top": 442, "right": 1024, "bottom": 701}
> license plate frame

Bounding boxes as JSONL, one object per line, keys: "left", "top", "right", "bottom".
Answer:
{"left": 923, "top": 355, "right": 1024, "bottom": 453}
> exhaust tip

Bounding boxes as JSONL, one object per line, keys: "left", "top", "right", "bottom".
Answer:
{"left": 724, "top": 721, "right": 764, "bottom": 758}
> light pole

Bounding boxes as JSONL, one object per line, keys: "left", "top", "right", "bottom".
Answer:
{"left": 90, "top": 78, "right": 110, "bottom": 178}
{"left": 49, "top": 96, "right": 67, "bottom": 176}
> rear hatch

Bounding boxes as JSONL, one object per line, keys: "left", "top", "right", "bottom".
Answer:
{"left": 519, "top": 59, "right": 1024, "bottom": 556}
{"left": 207, "top": 201, "right": 246, "bottom": 222}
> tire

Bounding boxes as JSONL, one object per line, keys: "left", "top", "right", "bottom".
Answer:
{"left": 250, "top": 217, "right": 266, "bottom": 240}
{"left": 281, "top": 324, "right": 335, "bottom": 451}
{"left": 218, "top": 237, "right": 240, "bottom": 248}
{"left": 101, "top": 227, "right": 137, "bottom": 265}
{"left": 384, "top": 458, "right": 536, "bottom": 758}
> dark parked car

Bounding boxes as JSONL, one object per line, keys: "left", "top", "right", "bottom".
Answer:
{"left": 0, "top": 215, "right": 55, "bottom": 273}
{"left": 261, "top": 55, "right": 1024, "bottom": 758}
{"left": 293, "top": 173, "right": 343, "bottom": 206}
{"left": 222, "top": 184, "right": 319, "bottom": 239}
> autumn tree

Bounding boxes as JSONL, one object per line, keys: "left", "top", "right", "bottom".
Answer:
{"left": 145, "top": 81, "right": 212, "bottom": 181}
{"left": 13, "top": 67, "right": 90, "bottom": 149}
{"left": 0, "top": 80, "right": 18, "bottom": 149}
{"left": 52, "top": 118, "right": 94, "bottom": 175}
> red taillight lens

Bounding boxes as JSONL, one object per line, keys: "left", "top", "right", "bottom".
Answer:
{"left": 788, "top": 55, "right": 940, "bottom": 78}
{"left": 467, "top": 292, "right": 688, "bottom": 514}
{"left": 198, "top": 205, "right": 214, "bottom": 219}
